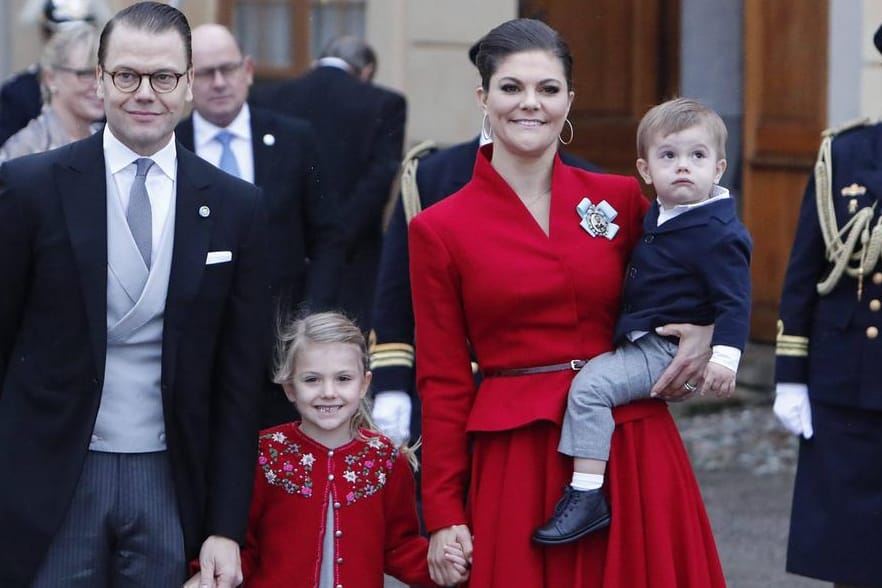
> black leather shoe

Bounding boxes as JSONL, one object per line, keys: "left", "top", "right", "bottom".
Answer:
{"left": 532, "top": 486, "right": 611, "bottom": 545}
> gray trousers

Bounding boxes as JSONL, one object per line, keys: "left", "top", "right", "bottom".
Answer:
{"left": 31, "top": 451, "right": 186, "bottom": 588}
{"left": 559, "top": 333, "right": 678, "bottom": 461}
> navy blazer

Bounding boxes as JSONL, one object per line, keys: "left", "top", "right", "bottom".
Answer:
{"left": 614, "top": 196, "right": 752, "bottom": 349}
{"left": 0, "top": 132, "right": 271, "bottom": 586}
{"left": 177, "top": 106, "right": 344, "bottom": 311}
{"left": 776, "top": 121, "right": 882, "bottom": 411}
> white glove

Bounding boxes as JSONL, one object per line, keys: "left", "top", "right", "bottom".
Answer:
{"left": 371, "top": 390, "right": 412, "bottom": 446}
{"left": 773, "top": 383, "right": 813, "bottom": 439}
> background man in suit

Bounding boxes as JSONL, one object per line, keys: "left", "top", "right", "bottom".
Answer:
{"left": 178, "top": 23, "right": 344, "bottom": 428}
{"left": 253, "top": 35, "right": 406, "bottom": 332}
{"left": 0, "top": 3, "right": 269, "bottom": 586}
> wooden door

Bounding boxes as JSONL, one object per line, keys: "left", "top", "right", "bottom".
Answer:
{"left": 742, "top": 0, "right": 828, "bottom": 341}
{"left": 521, "top": 0, "right": 680, "bottom": 177}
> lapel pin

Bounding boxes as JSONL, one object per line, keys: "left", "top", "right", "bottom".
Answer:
{"left": 199, "top": 205, "right": 210, "bottom": 218}
{"left": 263, "top": 134, "right": 275, "bottom": 146}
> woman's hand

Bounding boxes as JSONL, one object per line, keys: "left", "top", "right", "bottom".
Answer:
{"left": 428, "top": 524, "right": 473, "bottom": 586}
{"left": 650, "top": 323, "right": 713, "bottom": 399}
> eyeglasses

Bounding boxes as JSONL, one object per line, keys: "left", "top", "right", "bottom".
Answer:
{"left": 102, "top": 69, "right": 187, "bottom": 94}
{"left": 193, "top": 61, "right": 245, "bottom": 81}
{"left": 54, "top": 65, "right": 96, "bottom": 83}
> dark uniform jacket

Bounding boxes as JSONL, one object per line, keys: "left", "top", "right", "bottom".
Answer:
{"left": 776, "top": 121, "right": 882, "bottom": 411}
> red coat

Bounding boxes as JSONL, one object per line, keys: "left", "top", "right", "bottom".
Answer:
{"left": 409, "top": 146, "right": 725, "bottom": 587}
{"left": 241, "top": 424, "right": 434, "bottom": 587}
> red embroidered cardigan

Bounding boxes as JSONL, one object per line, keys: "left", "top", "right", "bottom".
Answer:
{"left": 241, "top": 423, "right": 434, "bottom": 587}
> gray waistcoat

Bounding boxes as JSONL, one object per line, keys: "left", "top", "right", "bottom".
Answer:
{"left": 90, "top": 173, "right": 176, "bottom": 452}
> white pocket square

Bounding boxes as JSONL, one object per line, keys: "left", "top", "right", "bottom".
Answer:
{"left": 205, "top": 250, "right": 232, "bottom": 265}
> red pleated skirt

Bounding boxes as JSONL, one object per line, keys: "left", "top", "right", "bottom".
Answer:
{"left": 465, "top": 400, "right": 725, "bottom": 587}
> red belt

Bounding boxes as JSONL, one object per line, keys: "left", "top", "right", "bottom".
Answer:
{"left": 484, "top": 359, "right": 586, "bottom": 378}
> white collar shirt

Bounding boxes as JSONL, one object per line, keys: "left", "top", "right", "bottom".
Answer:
{"left": 103, "top": 125, "right": 177, "bottom": 259}
{"left": 192, "top": 104, "right": 254, "bottom": 184}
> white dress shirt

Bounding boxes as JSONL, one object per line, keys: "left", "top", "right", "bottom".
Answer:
{"left": 192, "top": 104, "right": 255, "bottom": 184}
{"left": 103, "top": 126, "right": 177, "bottom": 260}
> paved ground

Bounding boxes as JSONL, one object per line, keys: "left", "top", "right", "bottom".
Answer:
{"left": 387, "top": 343, "right": 832, "bottom": 587}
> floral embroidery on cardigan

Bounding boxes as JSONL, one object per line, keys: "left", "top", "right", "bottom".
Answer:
{"left": 258, "top": 429, "right": 398, "bottom": 506}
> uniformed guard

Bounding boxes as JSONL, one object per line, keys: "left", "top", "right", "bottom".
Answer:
{"left": 773, "top": 23, "right": 882, "bottom": 587}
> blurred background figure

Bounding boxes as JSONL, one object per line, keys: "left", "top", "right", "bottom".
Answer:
{"left": 0, "top": 22, "right": 103, "bottom": 162}
{"left": 253, "top": 35, "right": 406, "bottom": 333}
{"left": 177, "top": 23, "right": 344, "bottom": 429}
{"left": 0, "top": 0, "right": 108, "bottom": 146}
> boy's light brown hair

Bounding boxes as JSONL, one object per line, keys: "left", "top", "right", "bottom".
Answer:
{"left": 636, "top": 97, "right": 728, "bottom": 160}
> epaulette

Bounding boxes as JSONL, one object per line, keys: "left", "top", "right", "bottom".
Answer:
{"left": 821, "top": 117, "right": 873, "bottom": 139}
{"left": 400, "top": 140, "right": 437, "bottom": 224}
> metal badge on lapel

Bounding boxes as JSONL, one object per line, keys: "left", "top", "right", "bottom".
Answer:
{"left": 263, "top": 134, "right": 275, "bottom": 146}
{"left": 199, "top": 206, "right": 210, "bottom": 218}
{"left": 576, "top": 197, "right": 619, "bottom": 239}
{"left": 840, "top": 183, "right": 866, "bottom": 197}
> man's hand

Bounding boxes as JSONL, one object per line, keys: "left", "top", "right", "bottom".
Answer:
{"left": 371, "top": 390, "right": 412, "bottom": 445}
{"left": 196, "top": 535, "right": 242, "bottom": 588}
{"left": 773, "top": 383, "right": 813, "bottom": 439}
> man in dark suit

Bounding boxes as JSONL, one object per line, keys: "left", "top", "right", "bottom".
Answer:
{"left": 253, "top": 36, "right": 406, "bottom": 332}
{"left": 177, "top": 23, "right": 343, "bottom": 427}
{"left": 0, "top": 3, "right": 269, "bottom": 586}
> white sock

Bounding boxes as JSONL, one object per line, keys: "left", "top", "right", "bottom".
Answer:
{"left": 570, "top": 472, "right": 604, "bottom": 491}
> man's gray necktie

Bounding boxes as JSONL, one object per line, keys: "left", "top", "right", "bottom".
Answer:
{"left": 127, "top": 157, "right": 155, "bottom": 268}
{"left": 215, "top": 130, "right": 241, "bottom": 178}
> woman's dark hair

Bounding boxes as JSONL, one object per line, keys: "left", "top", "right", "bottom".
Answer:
{"left": 98, "top": 1, "right": 192, "bottom": 68}
{"left": 473, "top": 18, "right": 573, "bottom": 91}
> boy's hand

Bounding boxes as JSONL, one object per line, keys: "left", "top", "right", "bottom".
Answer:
{"left": 703, "top": 362, "right": 736, "bottom": 398}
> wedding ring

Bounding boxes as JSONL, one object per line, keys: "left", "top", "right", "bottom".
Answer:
{"left": 683, "top": 381, "right": 698, "bottom": 393}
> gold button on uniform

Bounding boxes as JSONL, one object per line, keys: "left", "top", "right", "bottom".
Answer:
{"left": 873, "top": 272, "right": 882, "bottom": 285}
{"left": 871, "top": 299, "right": 881, "bottom": 312}
{"left": 867, "top": 326, "right": 879, "bottom": 339}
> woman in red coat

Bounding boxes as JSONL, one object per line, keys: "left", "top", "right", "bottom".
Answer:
{"left": 409, "top": 19, "right": 726, "bottom": 587}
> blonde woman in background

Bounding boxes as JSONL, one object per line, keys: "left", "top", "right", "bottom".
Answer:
{"left": 0, "top": 22, "right": 104, "bottom": 163}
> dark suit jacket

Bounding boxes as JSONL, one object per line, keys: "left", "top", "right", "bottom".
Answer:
{"left": 253, "top": 66, "right": 406, "bottom": 329}
{"left": 0, "top": 66, "right": 42, "bottom": 146}
{"left": 0, "top": 132, "right": 271, "bottom": 586}
{"left": 177, "top": 105, "right": 344, "bottom": 311}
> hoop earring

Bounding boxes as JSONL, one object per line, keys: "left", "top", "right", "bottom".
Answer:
{"left": 559, "top": 118, "right": 574, "bottom": 145}
{"left": 481, "top": 113, "right": 493, "bottom": 141}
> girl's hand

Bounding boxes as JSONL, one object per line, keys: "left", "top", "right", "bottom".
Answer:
{"left": 650, "top": 323, "right": 713, "bottom": 399}
{"left": 703, "top": 362, "right": 736, "bottom": 398}
{"left": 428, "top": 524, "right": 472, "bottom": 586}
{"left": 442, "top": 541, "right": 471, "bottom": 584}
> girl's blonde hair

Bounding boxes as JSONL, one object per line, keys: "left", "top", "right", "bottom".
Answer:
{"left": 273, "top": 311, "right": 420, "bottom": 468}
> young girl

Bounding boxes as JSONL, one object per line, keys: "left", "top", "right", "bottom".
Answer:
{"left": 190, "top": 311, "right": 468, "bottom": 587}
